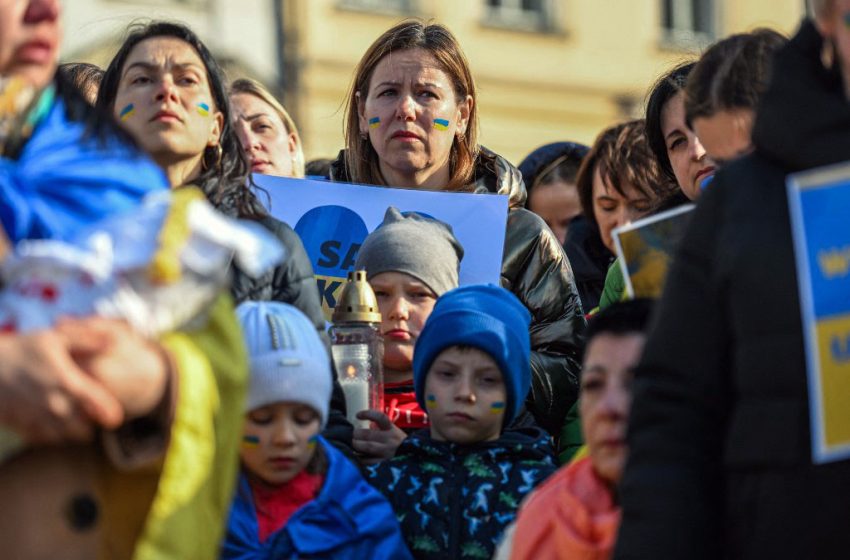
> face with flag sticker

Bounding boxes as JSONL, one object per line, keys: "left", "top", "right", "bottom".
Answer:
{"left": 424, "top": 345, "right": 506, "bottom": 444}
{"left": 112, "top": 36, "right": 222, "bottom": 169}
{"left": 240, "top": 401, "right": 321, "bottom": 486}
{"left": 357, "top": 48, "right": 472, "bottom": 189}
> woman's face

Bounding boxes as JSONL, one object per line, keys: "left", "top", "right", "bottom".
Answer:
{"left": 240, "top": 401, "right": 321, "bottom": 487}
{"left": 591, "top": 166, "right": 654, "bottom": 253}
{"left": 692, "top": 108, "right": 755, "bottom": 169}
{"left": 230, "top": 92, "right": 297, "bottom": 177}
{"left": 660, "top": 92, "right": 715, "bottom": 200}
{"left": 113, "top": 37, "right": 223, "bottom": 165}
{"left": 580, "top": 332, "right": 645, "bottom": 486}
{"left": 370, "top": 271, "right": 437, "bottom": 377}
{"left": 528, "top": 179, "right": 581, "bottom": 245}
{"left": 0, "top": 0, "right": 61, "bottom": 89}
{"left": 358, "top": 48, "right": 472, "bottom": 188}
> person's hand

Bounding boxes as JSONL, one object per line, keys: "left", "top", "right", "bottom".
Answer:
{"left": 55, "top": 317, "right": 170, "bottom": 421}
{"left": 0, "top": 329, "right": 124, "bottom": 445}
{"left": 352, "top": 410, "right": 407, "bottom": 465}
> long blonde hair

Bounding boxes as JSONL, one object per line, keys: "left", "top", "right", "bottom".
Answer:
{"left": 343, "top": 20, "right": 479, "bottom": 190}
{"left": 230, "top": 78, "right": 306, "bottom": 178}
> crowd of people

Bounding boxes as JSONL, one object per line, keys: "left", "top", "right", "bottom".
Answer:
{"left": 1, "top": 0, "right": 850, "bottom": 558}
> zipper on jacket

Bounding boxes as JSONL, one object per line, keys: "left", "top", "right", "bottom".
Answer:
{"left": 447, "top": 446, "right": 467, "bottom": 558}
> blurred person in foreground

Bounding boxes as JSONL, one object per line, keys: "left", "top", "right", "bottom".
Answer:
{"left": 496, "top": 299, "right": 652, "bottom": 560}
{"left": 0, "top": 3, "right": 254, "bottom": 559}
{"left": 615, "top": 2, "right": 850, "bottom": 558}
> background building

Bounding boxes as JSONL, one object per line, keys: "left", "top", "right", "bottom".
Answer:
{"left": 63, "top": 0, "right": 805, "bottom": 165}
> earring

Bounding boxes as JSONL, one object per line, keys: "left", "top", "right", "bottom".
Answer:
{"left": 821, "top": 39, "right": 835, "bottom": 70}
{"left": 202, "top": 144, "right": 223, "bottom": 172}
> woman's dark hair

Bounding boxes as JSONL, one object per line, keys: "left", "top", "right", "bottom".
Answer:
{"left": 518, "top": 142, "right": 589, "bottom": 209}
{"left": 96, "top": 21, "right": 264, "bottom": 219}
{"left": 58, "top": 62, "right": 104, "bottom": 103}
{"left": 684, "top": 28, "right": 787, "bottom": 126}
{"left": 580, "top": 298, "right": 654, "bottom": 364}
{"left": 645, "top": 61, "right": 696, "bottom": 181}
{"left": 576, "top": 119, "right": 678, "bottom": 230}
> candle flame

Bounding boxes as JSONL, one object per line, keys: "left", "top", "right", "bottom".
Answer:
{"left": 345, "top": 364, "right": 357, "bottom": 379}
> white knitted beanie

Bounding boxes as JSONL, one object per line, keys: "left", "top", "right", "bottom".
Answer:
{"left": 236, "top": 301, "right": 332, "bottom": 427}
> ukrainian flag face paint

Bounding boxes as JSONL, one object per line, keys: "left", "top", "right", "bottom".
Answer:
{"left": 119, "top": 103, "right": 135, "bottom": 122}
{"left": 239, "top": 402, "right": 321, "bottom": 486}
{"left": 426, "top": 394, "right": 438, "bottom": 409}
{"left": 369, "top": 116, "right": 381, "bottom": 129}
{"left": 197, "top": 102, "right": 210, "bottom": 117}
{"left": 433, "top": 118, "right": 450, "bottom": 131}
{"left": 490, "top": 401, "right": 505, "bottom": 415}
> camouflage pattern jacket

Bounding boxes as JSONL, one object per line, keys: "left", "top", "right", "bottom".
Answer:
{"left": 366, "top": 428, "right": 556, "bottom": 560}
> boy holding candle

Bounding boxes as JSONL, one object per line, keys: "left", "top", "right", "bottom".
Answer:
{"left": 366, "top": 284, "right": 557, "bottom": 560}
{"left": 222, "top": 301, "right": 411, "bottom": 559}
{"left": 351, "top": 207, "right": 464, "bottom": 463}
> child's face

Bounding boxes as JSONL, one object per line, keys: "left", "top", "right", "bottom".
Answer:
{"left": 240, "top": 402, "right": 321, "bottom": 487}
{"left": 370, "top": 271, "right": 437, "bottom": 374}
{"left": 424, "top": 346, "right": 506, "bottom": 444}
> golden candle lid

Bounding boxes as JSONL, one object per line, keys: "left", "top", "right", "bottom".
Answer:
{"left": 332, "top": 270, "right": 381, "bottom": 324}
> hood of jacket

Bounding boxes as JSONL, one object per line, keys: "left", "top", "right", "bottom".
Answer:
{"left": 329, "top": 146, "right": 528, "bottom": 210}
{"left": 224, "top": 436, "right": 401, "bottom": 558}
{"left": 752, "top": 19, "right": 850, "bottom": 172}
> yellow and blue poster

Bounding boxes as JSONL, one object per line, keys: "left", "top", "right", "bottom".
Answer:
{"left": 253, "top": 175, "right": 509, "bottom": 320}
{"left": 788, "top": 162, "right": 850, "bottom": 464}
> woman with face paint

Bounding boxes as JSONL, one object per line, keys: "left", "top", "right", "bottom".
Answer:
{"left": 98, "top": 21, "right": 357, "bottom": 461}
{"left": 614, "top": 3, "right": 850, "bottom": 559}
{"left": 331, "top": 20, "right": 586, "bottom": 439}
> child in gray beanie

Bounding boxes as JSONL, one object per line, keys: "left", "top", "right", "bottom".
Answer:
{"left": 351, "top": 207, "right": 464, "bottom": 464}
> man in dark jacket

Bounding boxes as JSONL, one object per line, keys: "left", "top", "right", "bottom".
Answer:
{"left": 614, "top": 11, "right": 850, "bottom": 560}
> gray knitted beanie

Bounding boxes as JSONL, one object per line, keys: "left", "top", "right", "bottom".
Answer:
{"left": 354, "top": 207, "right": 464, "bottom": 296}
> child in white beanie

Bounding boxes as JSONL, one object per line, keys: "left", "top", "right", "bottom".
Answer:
{"left": 221, "top": 301, "right": 411, "bottom": 559}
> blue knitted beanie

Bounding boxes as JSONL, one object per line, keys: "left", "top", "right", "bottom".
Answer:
{"left": 413, "top": 284, "right": 531, "bottom": 426}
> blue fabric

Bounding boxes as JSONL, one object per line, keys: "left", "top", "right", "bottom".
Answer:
{"left": 221, "top": 436, "right": 412, "bottom": 560}
{"left": 413, "top": 284, "right": 532, "bottom": 425}
{"left": 0, "top": 95, "right": 167, "bottom": 243}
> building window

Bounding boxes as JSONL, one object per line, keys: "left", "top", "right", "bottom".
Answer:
{"left": 661, "top": 0, "right": 717, "bottom": 47}
{"left": 336, "top": 0, "right": 416, "bottom": 15}
{"left": 482, "top": 0, "right": 557, "bottom": 32}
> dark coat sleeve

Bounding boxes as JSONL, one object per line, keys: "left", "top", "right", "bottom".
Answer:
{"left": 501, "top": 207, "right": 586, "bottom": 437}
{"left": 614, "top": 178, "right": 732, "bottom": 560}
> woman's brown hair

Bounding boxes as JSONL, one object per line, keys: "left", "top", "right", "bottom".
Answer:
{"left": 343, "top": 20, "right": 479, "bottom": 190}
{"left": 576, "top": 119, "right": 678, "bottom": 229}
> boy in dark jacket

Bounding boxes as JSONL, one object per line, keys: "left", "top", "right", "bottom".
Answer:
{"left": 367, "top": 284, "right": 557, "bottom": 560}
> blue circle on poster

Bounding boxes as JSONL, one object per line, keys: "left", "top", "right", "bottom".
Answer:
{"left": 295, "top": 205, "right": 369, "bottom": 277}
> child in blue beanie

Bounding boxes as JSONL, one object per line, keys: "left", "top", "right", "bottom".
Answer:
{"left": 222, "top": 301, "right": 412, "bottom": 560}
{"left": 367, "top": 284, "right": 557, "bottom": 560}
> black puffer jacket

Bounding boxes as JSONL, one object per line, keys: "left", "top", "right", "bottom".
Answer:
{"left": 615, "top": 20, "right": 850, "bottom": 560}
{"left": 330, "top": 148, "right": 586, "bottom": 436}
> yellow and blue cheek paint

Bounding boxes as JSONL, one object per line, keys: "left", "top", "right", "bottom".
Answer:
{"left": 369, "top": 116, "right": 381, "bottom": 129}
{"left": 307, "top": 435, "right": 319, "bottom": 451}
{"left": 425, "top": 394, "right": 438, "bottom": 409}
{"left": 119, "top": 103, "right": 135, "bottom": 122}
{"left": 242, "top": 434, "right": 260, "bottom": 448}
{"left": 197, "top": 102, "right": 211, "bottom": 117}
{"left": 433, "top": 118, "right": 450, "bottom": 131}
{"left": 490, "top": 401, "right": 505, "bottom": 415}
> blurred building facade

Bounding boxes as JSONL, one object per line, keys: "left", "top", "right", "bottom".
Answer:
{"left": 62, "top": 0, "right": 805, "bottom": 165}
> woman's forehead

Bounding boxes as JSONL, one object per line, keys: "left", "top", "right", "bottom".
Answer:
{"left": 125, "top": 36, "right": 205, "bottom": 71}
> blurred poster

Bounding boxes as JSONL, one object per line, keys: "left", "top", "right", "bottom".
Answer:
{"left": 612, "top": 204, "right": 695, "bottom": 300}
{"left": 788, "top": 162, "right": 850, "bottom": 464}
{"left": 253, "top": 175, "right": 509, "bottom": 319}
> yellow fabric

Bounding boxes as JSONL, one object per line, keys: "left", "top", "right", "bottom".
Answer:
{"left": 132, "top": 293, "right": 247, "bottom": 560}
{"left": 571, "top": 445, "right": 589, "bottom": 463}
{"left": 148, "top": 187, "right": 205, "bottom": 284}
